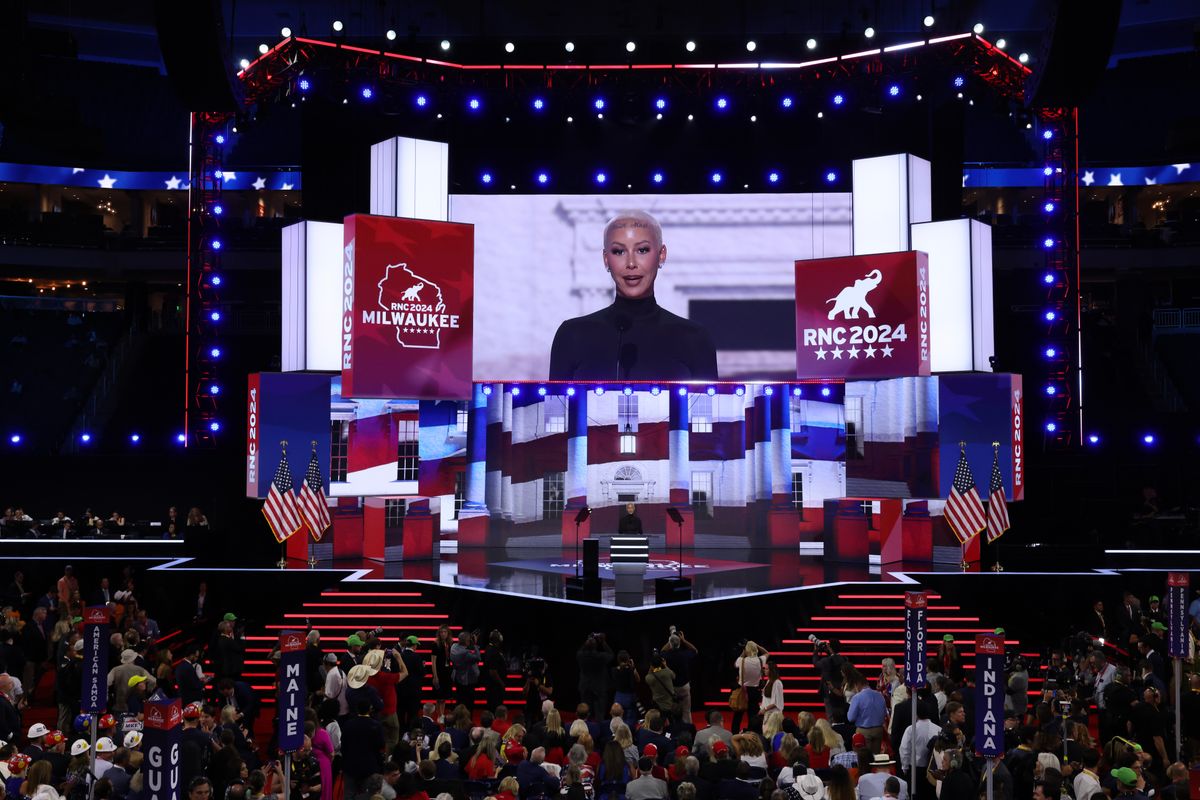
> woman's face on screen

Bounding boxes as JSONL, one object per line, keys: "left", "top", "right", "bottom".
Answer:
{"left": 603, "top": 223, "right": 665, "bottom": 300}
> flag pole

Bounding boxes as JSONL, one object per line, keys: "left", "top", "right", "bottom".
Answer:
{"left": 959, "top": 441, "right": 970, "bottom": 572}
{"left": 990, "top": 442, "right": 1004, "bottom": 572}
{"left": 278, "top": 440, "right": 289, "bottom": 570}
{"left": 308, "top": 440, "right": 319, "bottom": 568}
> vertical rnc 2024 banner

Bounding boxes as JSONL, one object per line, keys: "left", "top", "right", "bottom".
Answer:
{"left": 974, "top": 633, "right": 1006, "bottom": 757}
{"left": 142, "top": 696, "right": 182, "bottom": 800}
{"left": 277, "top": 631, "right": 307, "bottom": 752}
{"left": 1167, "top": 572, "right": 1190, "bottom": 658}
{"left": 342, "top": 214, "right": 475, "bottom": 400}
{"left": 904, "top": 591, "right": 928, "bottom": 689}
{"left": 81, "top": 605, "right": 110, "bottom": 714}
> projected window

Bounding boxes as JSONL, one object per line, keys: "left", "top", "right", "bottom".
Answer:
{"left": 691, "top": 471, "right": 713, "bottom": 518}
{"left": 691, "top": 395, "right": 713, "bottom": 434}
{"left": 330, "top": 420, "right": 349, "bottom": 482}
{"left": 385, "top": 499, "right": 407, "bottom": 527}
{"left": 792, "top": 472, "right": 805, "bottom": 520}
{"left": 454, "top": 472, "right": 465, "bottom": 519}
{"left": 618, "top": 394, "right": 638, "bottom": 454}
{"left": 790, "top": 398, "right": 807, "bottom": 433}
{"left": 456, "top": 405, "right": 469, "bottom": 433}
{"left": 396, "top": 419, "right": 419, "bottom": 481}
{"left": 845, "top": 396, "right": 865, "bottom": 460}
{"left": 543, "top": 472, "right": 565, "bottom": 519}
{"left": 544, "top": 396, "right": 567, "bottom": 434}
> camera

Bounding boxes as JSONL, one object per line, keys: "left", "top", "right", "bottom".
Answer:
{"left": 809, "top": 634, "right": 830, "bottom": 652}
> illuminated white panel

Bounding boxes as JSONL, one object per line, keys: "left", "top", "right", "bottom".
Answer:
{"left": 370, "top": 136, "right": 449, "bottom": 221}
{"left": 910, "top": 218, "right": 994, "bottom": 372}
{"left": 280, "top": 220, "right": 344, "bottom": 372}
{"left": 851, "top": 154, "right": 931, "bottom": 255}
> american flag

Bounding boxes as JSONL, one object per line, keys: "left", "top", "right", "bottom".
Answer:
{"left": 298, "top": 451, "right": 332, "bottom": 541}
{"left": 986, "top": 447, "right": 1011, "bottom": 543}
{"left": 944, "top": 447, "right": 985, "bottom": 544}
{"left": 263, "top": 455, "right": 303, "bottom": 543}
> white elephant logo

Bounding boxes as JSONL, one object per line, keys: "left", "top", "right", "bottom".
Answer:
{"left": 400, "top": 282, "right": 424, "bottom": 302}
{"left": 825, "top": 269, "right": 883, "bottom": 320}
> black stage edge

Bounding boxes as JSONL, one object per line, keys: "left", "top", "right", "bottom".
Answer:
{"left": 655, "top": 577, "right": 693, "bottom": 604}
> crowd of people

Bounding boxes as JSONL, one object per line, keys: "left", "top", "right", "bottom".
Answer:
{"left": 0, "top": 567, "right": 1193, "bottom": 800}
{"left": 0, "top": 507, "right": 208, "bottom": 539}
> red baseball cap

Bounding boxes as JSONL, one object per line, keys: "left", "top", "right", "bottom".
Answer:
{"left": 675, "top": 745, "right": 690, "bottom": 758}
{"left": 712, "top": 740, "right": 729, "bottom": 755}
{"left": 182, "top": 703, "right": 202, "bottom": 720}
{"left": 643, "top": 743, "right": 658, "bottom": 757}
{"left": 852, "top": 733, "right": 867, "bottom": 748}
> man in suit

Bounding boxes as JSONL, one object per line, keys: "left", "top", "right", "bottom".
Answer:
{"left": 397, "top": 636, "right": 426, "bottom": 732}
{"left": 175, "top": 645, "right": 209, "bottom": 705}
{"left": 340, "top": 700, "right": 385, "bottom": 800}
{"left": 1082, "top": 600, "right": 1107, "bottom": 641}
{"left": 516, "top": 747, "right": 560, "bottom": 797}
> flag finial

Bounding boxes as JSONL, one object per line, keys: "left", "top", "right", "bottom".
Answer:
{"left": 311, "top": 440, "right": 318, "bottom": 452}
{"left": 959, "top": 440, "right": 966, "bottom": 449}
{"left": 992, "top": 441, "right": 1000, "bottom": 448}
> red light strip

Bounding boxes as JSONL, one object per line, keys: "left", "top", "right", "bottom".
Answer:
{"left": 265, "top": 624, "right": 445, "bottom": 630}
{"left": 342, "top": 44, "right": 381, "bottom": 55}
{"left": 384, "top": 52, "right": 424, "bottom": 63}
{"left": 425, "top": 58, "right": 463, "bottom": 68}
{"left": 301, "top": 602, "right": 436, "bottom": 608}
{"left": 320, "top": 592, "right": 424, "bottom": 597}
{"left": 294, "top": 37, "right": 337, "bottom": 48}
{"left": 823, "top": 605, "right": 961, "bottom": 611}
{"left": 808, "top": 616, "right": 982, "bottom": 622}
{"left": 282, "top": 613, "right": 448, "bottom": 619}
{"left": 632, "top": 64, "right": 676, "bottom": 70}
{"left": 836, "top": 594, "right": 943, "bottom": 600}
{"left": 461, "top": 65, "right": 504, "bottom": 70}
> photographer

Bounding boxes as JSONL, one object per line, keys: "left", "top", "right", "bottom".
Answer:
{"left": 522, "top": 652, "right": 552, "bottom": 725}
{"left": 484, "top": 630, "right": 507, "bottom": 713}
{"left": 212, "top": 615, "right": 246, "bottom": 683}
{"left": 449, "top": 631, "right": 481, "bottom": 709}
{"left": 577, "top": 633, "right": 614, "bottom": 714}
{"left": 662, "top": 628, "right": 697, "bottom": 727}
{"left": 645, "top": 653, "right": 679, "bottom": 725}
{"left": 811, "top": 637, "right": 847, "bottom": 721}
{"left": 926, "top": 736, "right": 974, "bottom": 800}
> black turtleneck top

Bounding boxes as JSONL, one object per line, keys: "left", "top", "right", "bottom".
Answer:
{"left": 549, "top": 294, "right": 719, "bottom": 381}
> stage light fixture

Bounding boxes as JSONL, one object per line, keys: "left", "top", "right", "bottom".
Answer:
{"left": 332, "top": 20, "right": 344, "bottom": 31}
{"left": 953, "top": 76, "right": 965, "bottom": 88}
{"left": 211, "top": 239, "right": 222, "bottom": 250}
{"left": 212, "top": 204, "right": 223, "bottom": 215}
{"left": 825, "top": 171, "right": 838, "bottom": 183}
{"left": 685, "top": 41, "right": 696, "bottom": 52}
{"left": 832, "top": 93, "right": 845, "bottom": 106}
{"left": 81, "top": 433, "right": 91, "bottom": 444}
{"left": 361, "top": 87, "right": 374, "bottom": 100}
{"left": 995, "top": 38, "right": 1006, "bottom": 49}
{"left": 210, "top": 421, "right": 221, "bottom": 432}
{"left": 565, "top": 42, "right": 575, "bottom": 52}
{"left": 8, "top": 434, "right": 19, "bottom": 445}
{"left": 593, "top": 98, "right": 606, "bottom": 110}
{"left": 130, "top": 433, "right": 141, "bottom": 444}
{"left": 210, "top": 311, "right": 221, "bottom": 322}
{"left": 1143, "top": 433, "right": 1155, "bottom": 445}
{"left": 468, "top": 97, "right": 481, "bottom": 110}
{"left": 687, "top": 114, "right": 694, "bottom": 121}
{"left": 510, "top": 386, "right": 521, "bottom": 396}
{"left": 595, "top": 387, "right": 606, "bottom": 396}
{"left": 652, "top": 171, "right": 664, "bottom": 184}
{"left": 440, "top": 40, "right": 450, "bottom": 50}
{"left": 505, "top": 42, "right": 515, "bottom": 53}
{"left": 210, "top": 347, "right": 221, "bottom": 358}
{"left": 1042, "top": 166, "right": 1053, "bottom": 176}
{"left": 415, "top": 94, "right": 427, "bottom": 107}
{"left": 481, "top": 172, "right": 493, "bottom": 185}
{"left": 710, "top": 171, "right": 723, "bottom": 184}
{"left": 1043, "top": 201, "right": 1055, "bottom": 213}
{"left": 1044, "top": 310, "right": 1057, "bottom": 321}
{"left": 537, "top": 386, "right": 548, "bottom": 396}
{"left": 239, "top": 58, "right": 250, "bottom": 69}
{"left": 1018, "top": 52, "right": 1029, "bottom": 64}
{"left": 215, "top": 134, "right": 226, "bottom": 145}
{"left": 211, "top": 275, "right": 222, "bottom": 286}
{"left": 749, "top": 115, "right": 757, "bottom": 122}
{"left": 532, "top": 98, "right": 544, "bottom": 111}
{"left": 282, "top": 26, "right": 292, "bottom": 37}
{"left": 650, "top": 386, "right": 660, "bottom": 395}
{"left": 567, "top": 116, "right": 574, "bottom": 123}
{"left": 916, "top": 94, "right": 923, "bottom": 101}
{"left": 258, "top": 43, "right": 269, "bottom": 54}
{"left": 176, "top": 433, "right": 187, "bottom": 444}
{"left": 622, "top": 387, "right": 634, "bottom": 397}
{"left": 806, "top": 38, "right": 817, "bottom": 49}
{"left": 923, "top": 15, "right": 935, "bottom": 27}
{"left": 482, "top": 385, "right": 492, "bottom": 396}
{"left": 781, "top": 96, "right": 793, "bottom": 108}
{"left": 973, "top": 23, "right": 984, "bottom": 34}
{"left": 1045, "top": 385, "right": 1056, "bottom": 396}
{"left": 745, "top": 40, "right": 756, "bottom": 52}
{"left": 864, "top": 27, "right": 875, "bottom": 38}
{"left": 298, "top": 79, "right": 310, "bottom": 92}
{"left": 566, "top": 387, "right": 576, "bottom": 396}
{"left": 1045, "top": 347, "right": 1057, "bottom": 358}
{"left": 793, "top": 387, "right": 803, "bottom": 396}
{"left": 1045, "top": 422, "right": 1056, "bottom": 433}
{"left": 595, "top": 172, "right": 607, "bottom": 185}
{"left": 1043, "top": 273, "right": 1055, "bottom": 285}
{"left": 1043, "top": 237, "right": 1055, "bottom": 249}
{"left": 1042, "top": 129, "right": 1053, "bottom": 140}
{"left": 536, "top": 172, "right": 549, "bottom": 185}
{"left": 888, "top": 84, "right": 901, "bottom": 97}
{"left": 655, "top": 97, "right": 667, "bottom": 110}
{"left": 1087, "top": 434, "right": 1100, "bottom": 445}
{"left": 735, "top": 386, "right": 745, "bottom": 396}
{"left": 386, "top": 29, "right": 396, "bottom": 41}
{"left": 820, "top": 387, "right": 832, "bottom": 397}
{"left": 626, "top": 41, "right": 636, "bottom": 52}
{"left": 706, "top": 386, "right": 716, "bottom": 396}
{"left": 764, "top": 386, "right": 774, "bottom": 396}
{"left": 768, "top": 171, "right": 780, "bottom": 184}
{"left": 677, "top": 387, "right": 687, "bottom": 396}
{"left": 715, "top": 96, "right": 728, "bottom": 109}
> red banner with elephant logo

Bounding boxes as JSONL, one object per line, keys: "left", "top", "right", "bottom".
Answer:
{"left": 794, "top": 251, "right": 930, "bottom": 379}
{"left": 342, "top": 214, "right": 475, "bottom": 399}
